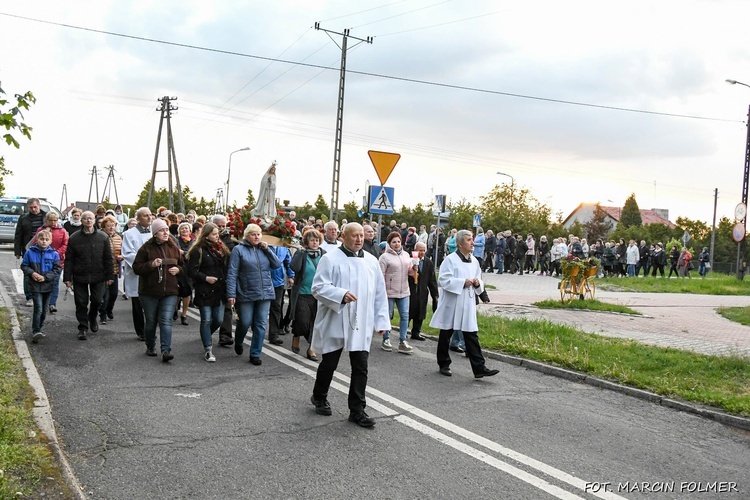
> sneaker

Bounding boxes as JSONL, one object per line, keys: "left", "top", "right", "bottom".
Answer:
{"left": 204, "top": 349, "right": 216, "bottom": 363}
{"left": 398, "top": 341, "right": 413, "bottom": 354}
{"left": 49, "top": 305, "right": 57, "bottom": 314}
{"left": 100, "top": 314, "right": 108, "bottom": 325}
{"left": 77, "top": 331, "right": 87, "bottom": 340}
{"left": 381, "top": 338, "right": 392, "bottom": 352}
{"left": 31, "top": 332, "right": 46, "bottom": 344}
{"left": 311, "top": 395, "right": 332, "bottom": 416}
{"left": 25, "top": 299, "right": 33, "bottom": 307}
{"left": 162, "top": 351, "right": 174, "bottom": 362}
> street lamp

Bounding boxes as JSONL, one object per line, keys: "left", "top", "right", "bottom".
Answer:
{"left": 226, "top": 147, "right": 251, "bottom": 210}
{"left": 725, "top": 78, "right": 750, "bottom": 279}
{"left": 496, "top": 171, "right": 514, "bottom": 213}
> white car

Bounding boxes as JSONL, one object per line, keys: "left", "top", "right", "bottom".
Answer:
{"left": 0, "top": 197, "right": 63, "bottom": 244}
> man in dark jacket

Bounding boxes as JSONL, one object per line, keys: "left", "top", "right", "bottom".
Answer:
{"left": 636, "top": 240, "right": 649, "bottom": 276}
{"left": 408, "top": 242, "right": 439, "bottom": 341}
{"left": 63, "top": 211, "right": 114, "bottom": 340}
{"left": 504, "top": 230, "right": 516, "bottom": 273}
{"left": 514, "top": 234, "right": 527, "bottom": 275}
{"left": 14, "top": 198, "right": 47, "bottom": 305}
{"left": 483, "top": 230, "right": 497, "bottom": 272}
{"left": 363, "top": 224, "right": 381, "bottom": 258}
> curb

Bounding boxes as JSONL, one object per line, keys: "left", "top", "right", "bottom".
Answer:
{"left": 0, "top": 284, "right": 87, "bottom": 499}
{"left": 406, "top": 329, "right": 750, "bottom": 432}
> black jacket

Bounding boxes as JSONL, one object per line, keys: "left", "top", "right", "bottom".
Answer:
{"left": 187, "top": 242, "right": 229, "bottom": 307}
{"left": 408, "top": 257, "right": 439, "bottom": 322}
{"left": 63, "top": 227, "right": 115, "bottom": 284}
{"left": 14, "top": 210, "right": 46, "bottom": 257}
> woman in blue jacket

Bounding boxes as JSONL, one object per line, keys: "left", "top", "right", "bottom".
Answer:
{"left": 227, "top": 224, "right": 281, "bottom": 365}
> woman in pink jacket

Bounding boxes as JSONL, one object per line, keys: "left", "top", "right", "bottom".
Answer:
{"left": 378, "top": 232, "right": 415, "bottom": 355}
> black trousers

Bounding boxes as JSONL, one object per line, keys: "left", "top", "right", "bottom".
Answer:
{"left": 313, "top": 349, "right": 369, "bottom": 413}
{"left": 268, "top": 286, "right": 285, "bottom": 337}
{"left": 436, "top": 329, "right": 486, "bottom": 375}
{"left": 73, "top": 281, "right": 105, "bottom": 332}
{"left": 411, "top": 317, "right": 424, "bottom": 336}
{"left": 131, "top": 296, "right": 145, "bottom": 337}
{"left": 99, "top": 279, "right": 119, "bottom": 317}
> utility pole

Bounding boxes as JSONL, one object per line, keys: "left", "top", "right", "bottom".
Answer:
{"left": 59, "top": 184, "right": 68, "bottom": 212}
{"left": 101, "top": 165, "right": 120, "bottom": 205}
{"left": 315, "top": 23, "right": 373, "bottom": 222}
{"left": 88, "top": 165, "right": 100, "bottom": 203}
{"left": 710, "top": 188, "right": 717, "bottom": 271}
{"left": 737, "top": 104, "right": 750, "bottom": 280}
{"left": 149, "top": 96, "right": 185, "bottom": 213}
{"left": 214, "top": 187, "right": 225, "bottom": 215}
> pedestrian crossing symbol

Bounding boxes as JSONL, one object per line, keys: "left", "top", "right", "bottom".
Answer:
{"left": 369, "top": 185, "right": 395, "bottom": 215}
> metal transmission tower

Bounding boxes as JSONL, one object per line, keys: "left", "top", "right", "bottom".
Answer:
{"left": 315, "top": 23, "right": 373, "bottom": 221}
{"left": 88, "top": 165, "right": 101, "bottom": 203}
{"left": 213, "top": 187, "right": 225, "bottom": 215}
{"left": 148, "top": 96, "right": 185, "bottom": 213}
{"left": 59, "top": 184, "right": 69, "bottom": 211}
{"left": 101, "top": 165, "right": 120, "bottom": 205}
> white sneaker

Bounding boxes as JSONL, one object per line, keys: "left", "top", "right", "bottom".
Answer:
{"left": 32, "top": 332, "right": 46, "bottom": 344}
{"left": 25, "top": 299, "right": 33, "bottom": 307}
{"left": 204, "top": 348, "right": 216, "bottom": 363}
{"left": 381, "top": 338, "right": 392, "bottom": 352}
{"left": 398, "top": 341, "right": 413, "bottom": 354}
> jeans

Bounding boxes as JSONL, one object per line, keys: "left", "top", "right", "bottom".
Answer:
{"left": 450, "top": 330, "right": 465, "bottom": 349}
{"left": 495, "top": 254, "right": 504, "bottom": 273}
{"left": 383, "top": 296, "right": 409, "bottom": 341}
{"left": 49, "top": 275, "right": 61, "bottom": 306}
{"left": 31, "top": 292, "right": 51, "bottom": 333}
{"left": 235, "top": 300, "right": 271, "bottom": 359}
{"left": 627, "top": 264, "right": 636, "bottom": 277}
{"left": 73, "top": 281, "right": 105, "bottom": 332}
{"left": 139, "top": 294, "right": 179, "bottom": 352}
{"left": 313, "top": 348, "right": 369, "bottom": 413}
{"left": 199, "top": 303, "right": 225, "bottom": 349}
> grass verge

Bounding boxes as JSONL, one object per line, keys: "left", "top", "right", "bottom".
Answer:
{"left": 596, "top": 273, "right": 750, "bottom": 295}
{"left": 395, "top": 308, "right": 750, "bottom": 416}
{"left": 0, "top": 307, "right": 72, "bottom": 498}
{"left": 718, "top": 306, "right": 750, "bottom": 326}
{"left": 533, "top": 299, "right": 641, "bottom": 315}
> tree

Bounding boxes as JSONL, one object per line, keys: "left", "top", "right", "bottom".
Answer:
{"left": 0, "top": 82, "right": 36, "bottom": 196}
{"left": 312, "top": 195, "right": 330, "bottom": 221}
{"left": 583, "top": 203, "right": 614, "bottom": 241}
{"left": 620, "top": 193, "right": 642, "bottom": 228}
{"left": 339, "top": 201, "right": 359, "bottom": 222}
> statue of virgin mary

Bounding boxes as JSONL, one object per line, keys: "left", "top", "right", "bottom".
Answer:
{"left": 251, "top": 162, "right": 277, "bottom": 218}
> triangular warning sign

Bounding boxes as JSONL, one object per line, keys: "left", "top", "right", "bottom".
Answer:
{"left": 370, "top": 187, "right": 393, "bottom": 212}
{"left": 368, "top": 150, "right": 401, "bottom": 186}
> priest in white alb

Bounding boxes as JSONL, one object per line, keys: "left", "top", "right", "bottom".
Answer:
{"left": 310, "top": 222, "right": 390, "bottom": 427}
{"left": 430, "top": 229, "right": 500, "bottom": 379}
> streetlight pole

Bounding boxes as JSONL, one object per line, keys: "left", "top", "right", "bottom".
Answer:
{"left": 725, "top": 79, "right": 750, "bottom": 279}
{"left": 226, "top": 147, "right": 250, "bottom": 211}
{"left": 496, "top": 171, "right": 514, "bottom": 214}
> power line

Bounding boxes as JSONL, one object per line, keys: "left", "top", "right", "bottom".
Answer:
{"left": 318, "top": 0, "right": 409, "bottom": 22}
{"left": 1, "top": 11, "right": 741, "bottom": 124}
{"left": 352, "top": 0, "right": 454, "bottom": 29}
{"left": 375, "top": 9, "right": 505, "bottom": 37}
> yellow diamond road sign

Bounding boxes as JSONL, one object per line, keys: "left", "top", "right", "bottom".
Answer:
{"left": 368, "top": 150, "right": 401, "bottom": 186}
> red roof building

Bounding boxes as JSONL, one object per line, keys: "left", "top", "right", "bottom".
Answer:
{"left": 562, "top": 203, "right": 676, "bottom": 232}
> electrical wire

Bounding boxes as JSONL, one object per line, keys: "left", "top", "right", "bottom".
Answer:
{"left": 0, "top": 11, "right": 740, "bottom": 124}
{"left": 352, "top": 0, "right": 454, "bottom": 29}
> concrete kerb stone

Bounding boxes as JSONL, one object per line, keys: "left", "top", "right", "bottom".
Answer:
{"left": 0, "top": 283, "right": 87, "bottom": 500}
{"left": 400, "top": 328, "right": 750, "bottom": 432}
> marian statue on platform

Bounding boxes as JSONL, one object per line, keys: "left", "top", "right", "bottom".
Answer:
{"left": 251, "top": 161, "right": 277, "bottom": 218}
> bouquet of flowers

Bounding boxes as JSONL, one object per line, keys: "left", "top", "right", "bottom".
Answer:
{"left": 226, "top": 207, "right": 299, "bottom": 246}
{"left": 561, "top": 255, "right": 585, "bottom": 277}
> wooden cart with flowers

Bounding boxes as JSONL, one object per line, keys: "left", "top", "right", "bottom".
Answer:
{"left": 559, "top": 256, "right": 599, "bottom": 303}
{"left": 226, "top": 206, "right": 300, "bottom": 247}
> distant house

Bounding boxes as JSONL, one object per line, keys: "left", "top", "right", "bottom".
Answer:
{"left": 562, "top": 203, "right": 676, "bottom": 232}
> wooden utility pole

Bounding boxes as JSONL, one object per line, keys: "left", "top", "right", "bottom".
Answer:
{"left": 148, "top": 96, "right": 185, "bottom": 213}
{"left": 87, "top": 165, "right": 100, "bottom": 203}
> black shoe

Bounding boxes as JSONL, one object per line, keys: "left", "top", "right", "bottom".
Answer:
{"left": 474, "top": 367, "right": 500, "bottom": 379}
{"left": 107, "top": 312, "right": 114, "bottom": 320}
{"left": 411, "top": 334, "right": 426, "bottom": 341}
{"left": 137, "top": 334, "right": 145, "bottom": 342}
{"left": 162, "top": 351, "right": 174, "bottom": 362}
{"left": 77, "top": 331, "right": 87, "bottom": 340}
{"left": 49, "top": 305, "right": 57, "bottom": 314}
{"left": 180, "top": 316, "right": 188, "bottom": 325}
{"left": 311, "top": 395, "right": 332, "bottom": 416}
{"left": 234, "top": 342, "right": 244, "bottom": 355}
{"left": 90, "top": 320, "right": 99, "bottom": 333}
{"left": 449, "top": 345, "right": 465, "bottom": 353}
{"left": 268, "top": 336, "right": 284, "bottom": 346}
{"left": 145, "top": 347, "right": 157, "bottom": 357}
{"left": 348, "top": 411, "right": 376, "bottom": 428}
{"left": 218, "top": 338, "right": 234, "bottom": 347}
{"left": 249, "top": 356, "right": 262, "bottom": 365}
{"left": 173, "top": 310, "right": 178, "bottom": 321}
{"left": 439, "top": 366, "right": 452, "bottom": 377}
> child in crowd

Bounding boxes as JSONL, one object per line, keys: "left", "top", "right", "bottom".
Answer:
{"left": 21, "top": 229, "right": 62, "bottom": 343}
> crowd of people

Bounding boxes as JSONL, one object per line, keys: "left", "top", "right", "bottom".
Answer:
{"left": 14, "top": 200, "right": 502, "bottom": 427}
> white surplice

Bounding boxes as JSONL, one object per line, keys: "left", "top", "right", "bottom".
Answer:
{"left": 120, "top": 226, "right": 152, "bottom": 297}
{"left": 429, "top": 251, "right": 484, "bottom": 332}
{"left": 311, "top": 248, "right": 390, "bottom": 354}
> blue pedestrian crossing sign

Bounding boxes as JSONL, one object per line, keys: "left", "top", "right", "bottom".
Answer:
{"left": 369, "top": 186, "right": 395, "bottom": 215}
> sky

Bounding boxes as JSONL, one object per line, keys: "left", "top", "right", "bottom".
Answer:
{"left": 1, "top": 0, "right": 750, "bottom": 225}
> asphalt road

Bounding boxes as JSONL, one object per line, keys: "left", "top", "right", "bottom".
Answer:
{"left": 2, "top": 245, "right": 749, "bottom": 499}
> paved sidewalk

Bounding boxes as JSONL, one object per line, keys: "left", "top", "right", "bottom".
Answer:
{"left": 479, "top": 272, "right": 750, "bottom": 357}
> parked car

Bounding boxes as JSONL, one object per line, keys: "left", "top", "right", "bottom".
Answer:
{"left": 0, "top": 197, "right": 63, "bottom": 244}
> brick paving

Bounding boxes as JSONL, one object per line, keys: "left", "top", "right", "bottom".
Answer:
{"left": 480, "top": 272, "right": 750, "bottom": 357}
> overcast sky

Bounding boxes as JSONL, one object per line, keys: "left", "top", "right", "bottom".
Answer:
{"left": 2, "top": 0, "right": 749, "bottom": 225}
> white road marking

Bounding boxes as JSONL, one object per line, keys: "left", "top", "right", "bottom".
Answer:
{"left": 11, "top": 268, "right": 24, "bottom": 295}
{"left": 262, "top": 343, "right": 628, "bottom": 500}
{"left": 174, "top": 392, "right": 202, "bottom": 398}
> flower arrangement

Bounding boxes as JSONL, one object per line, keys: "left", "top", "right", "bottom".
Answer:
{"left": 226, "top": 207, "right": 298, "bottom": 245}
{"left": 561, "top": 255, "right": 600, "bottom": 277}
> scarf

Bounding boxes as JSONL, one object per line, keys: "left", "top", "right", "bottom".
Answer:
{"left": 306, "top": 248, "right": 321, "bottom": 259}
{"left": 68, "top": 219, "right": 81, "bottom": 227}
{"left": 209, "top": 240, "right": 225, "bottom": 255}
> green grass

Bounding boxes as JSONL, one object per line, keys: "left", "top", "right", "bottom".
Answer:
{"left": 718, "top": 306, "right": 750, "bottom": 326}
{"left": 395, "top": 308, "right": 750, "bottom": 416}
{"left": 596, "top": 273, "right": 750, "bottom": 295}
{"left": 533, "top": 299, "right": 641, "bottom": 315}
{"left": 0, "top": 308, "right": 69, "bottom": 498}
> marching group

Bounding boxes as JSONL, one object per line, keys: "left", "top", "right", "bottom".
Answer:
{"left": 15, "top": 200, "right": 500, "bottom": 427}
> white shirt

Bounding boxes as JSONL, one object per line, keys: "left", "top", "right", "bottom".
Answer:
{"left": 429, "top": 251, "right": 483, "bottom": 332}
{"left": 120, "top": 226, "right": 152, "bottom": 297}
